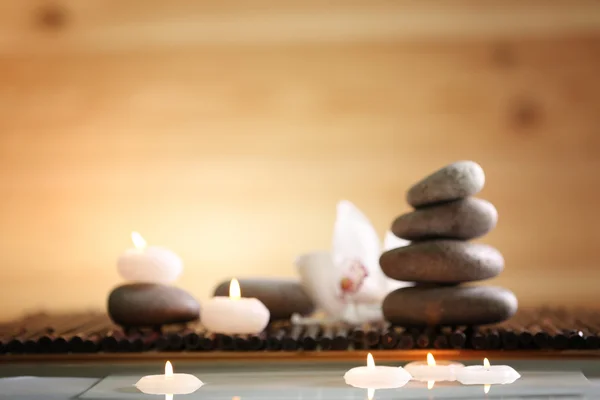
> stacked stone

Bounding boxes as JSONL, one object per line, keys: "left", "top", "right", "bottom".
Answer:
{"left": 381, "top": 161, "right": 518, "bottom": 327}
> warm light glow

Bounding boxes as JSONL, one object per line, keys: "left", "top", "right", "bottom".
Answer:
{"left": 165, "top": 361, "right": 173, "bottom": 377}
{"left": 229, "top": 278, "right": 241, "bottom": 300}
{"left": 131, "top": 231, "right": 147, "bottom": 250}
{"left": 483, "top": 358, "right": 491, "bottom": 369}
{"left": 165, "top": 395, "right": 173, "bottom": 400}
{"left": 427, "top": 352, "right": 436, "bottom": 366}
{"left": 367, "top": 388, "right": 374, "bottom": 400}
{"left": 427, "top": 380, "right": 435, "bottom": 390}
{"left": 233, "top": 397, "right": 241, "bottom": 400}
{"left": 367, "top": 353, "right": 375, "bottom": 368}
{"left": 484, "top": 384, "right": 491, "bottom": 394}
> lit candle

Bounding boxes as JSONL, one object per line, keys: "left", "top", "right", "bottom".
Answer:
{"left": 455, "top": 358, "right": 520, "bottom": 385}
{"left": 201, "top": 278, "right": 270, "bottom": 335}
{"left": 118, "top": 232, "right": 183, "bottom": 283}
{"left": 403, "top": 353, "right": 464, "bottom": 382}
{"left": 135, "top": 361, "right": 203, "bottom": 395}
{"left": 343, "top": 353, "right": 412, "bottom": 389}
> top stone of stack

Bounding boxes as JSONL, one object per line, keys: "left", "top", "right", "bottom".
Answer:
{"left": 406, "top": 161, "right": 485, "bottom": 208}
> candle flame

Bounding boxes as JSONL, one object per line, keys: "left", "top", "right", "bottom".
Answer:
{"left": 367, "top": 353, "right": 375, "bottom": 368}
{"left": 427, "top": 352, "right": 436, "bottom": 366}
{"left": 367, "top": 388, "right": 374, "bottom": 400}
{"left": 229, "top": 278, "right": 241, "bottom": 300}
{"left": 165, "top": 361, "right": 173, "bottom": 377}
{"left": 131, "top": 231, "right": 147, "bottom": 250}
{"left": 233, "top": 397, "right": 241, "bottom": 400}
{"left": 483, "top": 358, "right": 490, "bottom": 369}
{"left": 484, "top": 384, "right": 491, "bottom": 394}
{"left": 427, "top": 380, "right": 435, "bottom": 390}
{"left": 165, "top": 395, "right": 173, "bottom": 400}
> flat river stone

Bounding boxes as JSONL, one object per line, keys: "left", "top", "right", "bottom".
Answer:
{"left": 380, "top": 240, "right": 503, "bottom": 283}
{"left": 383, "top": 285, "right": 518, "bottom": 326}
{"left": 407, "top": 161, "right": 485, "bottom": 208}
{"left": 108, "top": 283, "right": 200, "bottom": 327}
{"left": 392, "top": 197, "right": 498, "bottom": 240}
{"left": 213, "top": 278, "right": 315, "bottom": 321}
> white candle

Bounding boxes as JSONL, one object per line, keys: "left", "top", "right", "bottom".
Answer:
{"left": 135, "top": 361, "right": 203, "bottom": 395}
{"left": 404, "top": 353, "right": 464, "bottom": 382}
{"left": 455, "top": 358, "right": 520, "bottom": 385}
{"left": 201, "top": 278, "right": 270, "bottom": 335}
{"left": 117, "top": 232, "right": 183, "bottom": 283}
{"left": 344, "top": 353, "right": 412, "bottom": 389}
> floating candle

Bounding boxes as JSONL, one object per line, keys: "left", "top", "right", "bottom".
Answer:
{"left": 404, "top": 353, "right": 464, "bottom": 382}
{"left": 201, "top": 279, "right": 270, "bottom": 335}
{"left": 343, "top": 353, "right": 412, "bottom": 389}
{"left": 456, "top": 358, "right": 521, "bottom": 385}
{"left": 135, "top": 361, "right": 203, "bottom": 395}
{"left": 118, "top": 232, "right": 183, "bottom": 283}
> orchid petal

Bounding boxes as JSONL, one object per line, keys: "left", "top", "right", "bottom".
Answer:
{"left": 332, "top": 200, "right": 382, "bottom": 277}
{"left": 383, "top": 230, "right": 410, "bottom": 251}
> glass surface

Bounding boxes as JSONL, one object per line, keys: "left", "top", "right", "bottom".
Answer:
{"left": 0, "top": 360, "right": 599, "bottom": 399}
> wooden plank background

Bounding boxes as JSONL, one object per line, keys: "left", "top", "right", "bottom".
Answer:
{"left": 0, "top": 0, "right": 599, "bottom": 321}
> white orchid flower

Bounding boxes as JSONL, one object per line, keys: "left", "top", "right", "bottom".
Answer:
{"left": 295, "top": 200, "right": 410, "bottom": 325}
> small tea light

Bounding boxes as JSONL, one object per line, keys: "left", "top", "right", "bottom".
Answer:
{"left": 344, "top": 353, "right": 412, "bottom": 389}
{"left": 456, "top": 358, "right": 521, "bottom": 385}
{"left": 201, "top": 279, "right": 270, "bottom": 335}
{"left": 118, "top": 232, "right": 183, "bottom": 283}
{"left": 135, "top": 361, "right": 203, "bottom": 395}
{"left": 404, "top": 353, "right": 464, "bottom": 382}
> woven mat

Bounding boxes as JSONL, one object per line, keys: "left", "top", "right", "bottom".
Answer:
{"left": 0, "top": 308, "right": 598, "bottom": 357}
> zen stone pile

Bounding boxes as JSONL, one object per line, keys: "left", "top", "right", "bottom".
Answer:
{"left": 381, "top": 161, "right": 518, "bottom": 326}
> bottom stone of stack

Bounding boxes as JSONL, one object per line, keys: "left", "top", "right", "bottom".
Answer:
{"left": 108, "top": 283, "right": 200, "bottom": 328}
{"left": 382, "top": 285, "right": 517, "bottom": 326}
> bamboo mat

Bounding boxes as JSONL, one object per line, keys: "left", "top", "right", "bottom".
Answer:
{"left": 1, "top": 308, "right": 599, "bottom": 361}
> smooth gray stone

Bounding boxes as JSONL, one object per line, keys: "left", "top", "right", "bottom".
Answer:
{"left": 380, "top": 240, "right": 504, "bottom": 283}
{"left": 392, "top": 197, "right": 498, "bottom": 240}
{"left": 108, "top": 283, "right": 200, "bottom": 327}
{"left": 407, "top": 160, "right": 485, "bottom": 207}
{"left": 383, "top": 285, "right": 518, "bottom": 326}
{"left": 214, "top": 278, "right": 315, "bottom": 321}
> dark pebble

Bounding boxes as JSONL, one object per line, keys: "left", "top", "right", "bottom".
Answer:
{"left": 383, "top": 285, "right": 518, "bottom": 326}
{"left": 108, "top": 283, "right": 200, "bottom": 328}
{"left": 392, "top": 197, "right": 497, "bottom": 241}
{"left": 407, "top": 161, "right": 485, "bottom": 208}
{"left": 380, "top": 240, "right": 504, "bottom": 284}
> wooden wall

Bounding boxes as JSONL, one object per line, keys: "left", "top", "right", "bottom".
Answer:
{"left": 0, "top": 0, "right": 599, "bottom": 321}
